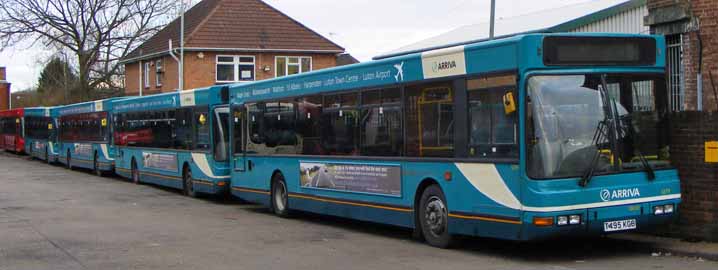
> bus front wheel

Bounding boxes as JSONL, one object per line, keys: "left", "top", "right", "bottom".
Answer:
{"left": 93, "top": 152, "right": 103, "bottom": 177}
{"left": 131, "top": 159, "right": 140, "bottom": 184}
{"left": 418, "top": 185, "right": 454, "bottom": 248}
{"left": 183, "top": 166, "right": 196, "bottom": 198}
{"left": 271, "top": 174, "right": 290, "bottom": 217}
{"left": 66, "top": 151, "right": 72, "bottom": 170}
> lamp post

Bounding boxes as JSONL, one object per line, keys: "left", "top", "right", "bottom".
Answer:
{"left": 489, "top": 0, "right": 496, "bottom": 39}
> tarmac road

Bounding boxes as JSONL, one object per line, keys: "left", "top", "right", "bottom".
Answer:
{"left": 0, "top": 154, "right": 715, "bottom": 270}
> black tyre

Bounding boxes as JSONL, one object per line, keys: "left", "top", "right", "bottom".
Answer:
{"left": 93, "top": 152, "right": 103, "bottom": 177}
{"left": 418, "top": 184, "right": 454, "bottom": 248}
{"left": 183, "top": 166, "right": 196, "bottom": 197}
{"left": 271, "top": 174, "right": 290, "bottom": 217}
{"left": 131, "top": 159, "right": 140, "bottom": 184}
{"left": 66, "top": 150, "right": 72, "bottom": 170}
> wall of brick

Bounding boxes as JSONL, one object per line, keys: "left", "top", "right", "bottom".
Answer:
{"left": 647, "top": 0, "right": 718, "bottom": 111}
{"left": 124, "top": 52, "right": 338, "bottom": 96}
{"left": 0, "top": 67, "right": 10, "bottom": 110}
{"left": 665, "top": 112, "right": 718, "bottom": 241}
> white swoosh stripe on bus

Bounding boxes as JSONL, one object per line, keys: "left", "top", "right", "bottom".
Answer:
{"left": 455, "top": 163, "right": 681, "bottom": 213}
{"left": 455, "top": 163, "right": 523, "bottom": 210}
{"left": 190, "top": 153, "right": 230, "bottom": 179}
{"left": 100, "top": 144, "right": 114, "bottom": 161}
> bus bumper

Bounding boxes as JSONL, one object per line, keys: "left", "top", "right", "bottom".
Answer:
{"left": 192, "top": 178, "right": 230, "bottom": 195}
{"left": 519, "top": 198, "right": 680, "bottom": 241}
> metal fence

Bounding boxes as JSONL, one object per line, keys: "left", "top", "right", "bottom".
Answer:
{"left": 666, "top": 34, "right": 685, "bottom": 112}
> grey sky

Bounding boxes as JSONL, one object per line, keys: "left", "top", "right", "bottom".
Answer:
{"left": 0, "top": 0, "right": 592, "bottom": 92}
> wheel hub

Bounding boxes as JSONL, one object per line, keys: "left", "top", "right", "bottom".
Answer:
{"left": 425, "top": 196, "right": 447, "bottom": 236}
{"left": 275, "top": 183, "right": 287, "bottom": 210}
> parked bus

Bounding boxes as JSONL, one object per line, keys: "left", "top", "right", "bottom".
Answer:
{"left": 111, "top": 87, "right": 231, "bottom": 197}
{"left": 57, "top": 98, "right": 124, "bottom": 176}
{"left": 0, "top": 108, "right": 25, "bottom": 153}
{"left": 227, "top": 33, "right": 681, "bottom": 247}
{"left": 23, "top": 107, "right": 59, "bottom": 163}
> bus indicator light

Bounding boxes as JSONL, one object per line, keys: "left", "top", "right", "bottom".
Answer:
{"left": 444, "top": 171, "right": 452, "bottom": 181}
{"left": 533, "top": 217, "right": 554, "bottom": 227}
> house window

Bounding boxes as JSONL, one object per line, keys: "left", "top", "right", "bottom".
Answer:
{"left": 275, "top": 56, "right": 312, "bottom": 78}
{"left": 216, "top": 55, "right": 255, "bottom": 83}
{"left": 144, "top": 62, "right": 150, "bottom": 88}
{"left": 155, "top": 59, "right": 163, "bottom": 87}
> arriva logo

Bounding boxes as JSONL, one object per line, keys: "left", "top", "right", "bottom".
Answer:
{"left": 600, "top": 188, "right": 641, "bottom": 202}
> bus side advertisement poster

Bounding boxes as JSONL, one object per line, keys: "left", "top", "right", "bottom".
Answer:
{"left": 299, "top": 162, "right": 401, "bottom": 196}
{"left": 142, "top": 152, "right": 179, "bottom": 172}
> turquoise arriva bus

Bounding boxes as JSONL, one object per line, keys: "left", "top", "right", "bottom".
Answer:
{"left": 111, "top": 87, "right": 231, "bottom": 197}
{"left": 57, "top": 98, "right": 125, "bottom": 176}
{"left": 23, "top": 107, "right": 59, "bottom": 163}
{"left": 226, "top": 33, "right": 681, "bottom": 247}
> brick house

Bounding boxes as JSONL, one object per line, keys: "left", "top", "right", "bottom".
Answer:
{"left": 645, "top": 0, "right": 718, "bottom": 111}
{"left": 120, "top": 0, "right": 345, "bottom": 95}
{"left": 0, "top": 67, "right": 10, "bottom": 110}
{"left": 645, "top": 0, "right": 718, "bottom": 241}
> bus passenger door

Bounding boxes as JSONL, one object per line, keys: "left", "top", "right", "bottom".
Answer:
{"left": 231, "top": 105, "right": 247, "bottom": 172}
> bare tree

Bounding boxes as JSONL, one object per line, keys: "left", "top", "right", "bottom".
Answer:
{"left": 0, "top": 0, "right": 175, "bottom": 102}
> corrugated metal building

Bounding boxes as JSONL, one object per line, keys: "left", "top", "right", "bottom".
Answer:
{"left": 377, "top": 0, "right": 648, "bottom": 59}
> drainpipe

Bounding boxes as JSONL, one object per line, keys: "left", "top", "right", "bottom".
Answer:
{"left": 139, "top": 60, "right": 143, "bottom": 97}
{"left": 168, "top": 40, "right": 181, "bottom": 92}
{"left": 696, "top": 32, "right": 703, "bottom": 111}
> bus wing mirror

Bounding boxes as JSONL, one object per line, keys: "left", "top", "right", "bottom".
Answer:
{"left": 503, "top": 91, "right": 517, "bottom": 115}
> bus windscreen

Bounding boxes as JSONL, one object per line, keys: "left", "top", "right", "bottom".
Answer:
{"left": 543, "top": 37, "right": 656, "bottom": 66}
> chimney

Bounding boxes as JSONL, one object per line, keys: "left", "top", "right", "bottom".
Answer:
{"left": 0, "top": 67, "right": 9, "bottom": 110}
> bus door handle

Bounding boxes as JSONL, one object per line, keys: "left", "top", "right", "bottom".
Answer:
{"left": 247, "top": 160, "right": 253, "bottom": 171}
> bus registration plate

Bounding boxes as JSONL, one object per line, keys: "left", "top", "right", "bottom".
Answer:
{"left": 603, "top": 219, "right": 637, "bottom": 232}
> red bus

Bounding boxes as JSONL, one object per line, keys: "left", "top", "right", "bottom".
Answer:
{"left": 0, "top": 108, "right": 25, "bottom": 153}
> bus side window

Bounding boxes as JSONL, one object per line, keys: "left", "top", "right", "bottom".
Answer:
{"left": 194, "top": 106, "right": 210, "bottom": 151}
{"left": 405, "top": 81, "right": 455, "bottom": 158}
{"left": 466, "top": 75, "right": 519, "bottom": 158}
{"left": 175, "top": 108, "right": 193, "bottom": 149}
{"left": 296, "top": 95, "right": 322, "bottom": 155}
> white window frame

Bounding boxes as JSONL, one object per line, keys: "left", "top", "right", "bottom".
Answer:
{"left": 143, "top": 62, "right": 150, "bottom": 88}
{"left": 155, "top": 59, "right": 163, "bottom": 87}
{"left": 216, "top": 55, "right": 256, "bottom": 83}
{"left": 275, "top": 56, "right": 312, "bottom": 78}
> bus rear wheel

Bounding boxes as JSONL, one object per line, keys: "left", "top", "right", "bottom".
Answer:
{"left": 131, "top": 159, "right": 140, "bottom": 184}
{"left": 418, "top": 185, "right": 454, "bottom": 248}
{"left": 271, "top": 174, "right": 290, "bottom": 217}
{"left": 183, "top": 167, "right": 196, "bottom": 198}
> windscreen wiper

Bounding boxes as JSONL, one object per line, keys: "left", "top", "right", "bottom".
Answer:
{"left": 579, "top": 74, "right": 616, "bottom": 187}
{"left": 579, "top": 118, "right": 609, "bottom": 187}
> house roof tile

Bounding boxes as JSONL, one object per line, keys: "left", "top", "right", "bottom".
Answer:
{"left": 123, "top": 0, "right": 344, "bottom": 63}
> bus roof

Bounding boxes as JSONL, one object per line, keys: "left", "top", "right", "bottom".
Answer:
{"left": 23, "top": 107, "right": 55, "bottom": 117}
{"left": 111, "top": 86, "right": 226, "bottom": 113}
{"left": 57, "top": 97, "right": 128, "bottom": 116}
{"left": 228, "top": 33, "right": 664, "bottom": 104}
{"left": 0, "top": 108, "right": 23, "bottom": 117}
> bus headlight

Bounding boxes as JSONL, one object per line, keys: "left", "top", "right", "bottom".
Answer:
{"left": 569, "top": 215, "right": 581, "bottom": 225}
{"left": 557, "top": 216, "right": 568, "bottom": 226}
{"left": 653, "top": 205, "right": 665, "bottom": 215}
{"left": 663, "top": 204, "right": 674, "bottom": 214}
